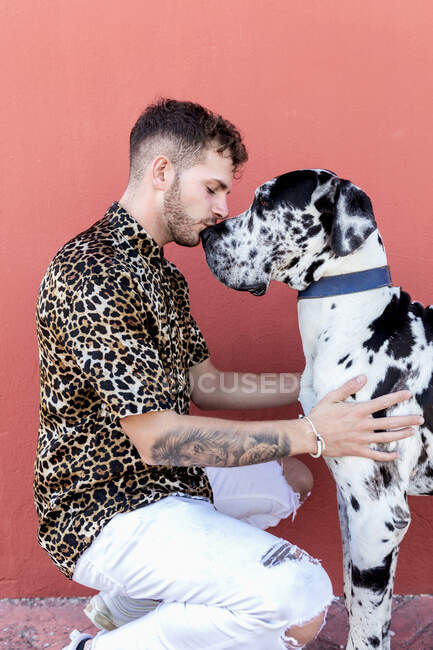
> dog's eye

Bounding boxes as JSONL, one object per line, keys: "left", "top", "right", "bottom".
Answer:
{"left": 260, "top": 200, "right": 268, "bottom": 208}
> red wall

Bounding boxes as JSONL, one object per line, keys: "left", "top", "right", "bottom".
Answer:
{"left": 1, "top": 0, "right": 432, "bottom": 597}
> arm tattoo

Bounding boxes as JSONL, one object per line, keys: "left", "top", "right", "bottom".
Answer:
{"left": 151, "top": 427, "right": 292, "bottom": 467}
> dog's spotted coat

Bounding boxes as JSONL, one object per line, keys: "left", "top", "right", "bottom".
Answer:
{"left": 34, "top": 202, "right": 212, "bottom": 579}
{"left": 201, "top": 170, "right": 433, "bottom": 649}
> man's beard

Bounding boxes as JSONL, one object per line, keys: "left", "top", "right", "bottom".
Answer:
{"left": 163, "top": 173, "right": 200, "bottom": 247}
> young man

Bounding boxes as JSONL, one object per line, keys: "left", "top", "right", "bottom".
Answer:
{"left": 34, "top": 99, "right": 422, "bottom": 650}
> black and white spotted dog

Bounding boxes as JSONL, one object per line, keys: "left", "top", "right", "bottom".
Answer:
{"left": 200, "top": 170, "right": 433, "bottom": 650}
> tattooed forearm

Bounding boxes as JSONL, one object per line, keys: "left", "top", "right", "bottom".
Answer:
{"left": 151, "top": 427, "right": 292, "bottom": 467}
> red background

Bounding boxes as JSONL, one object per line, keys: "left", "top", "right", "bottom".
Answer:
{"left": 1, "top": 0, "right": 432, "bottom": 597}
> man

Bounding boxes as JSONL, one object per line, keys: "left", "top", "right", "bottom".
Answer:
{"left": 34, "top": 99, "right": 422, "bottom": 650}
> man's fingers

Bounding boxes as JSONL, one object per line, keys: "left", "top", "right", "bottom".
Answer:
{"left": 324, "top": 447, "right": 401, "bottom": 462}
{"left": 325, "top": 375, "right": 367, "bottom": 403}
{"left": 362, "top": 449, "right": 401, "bottom": 462}
{"left": 328, "top": 427, "right": 416, "bottom": 461}
{"left": 360, "top": 389, "right": 413, "bottom": 416}
{"left": 365, "top": 415, "right": 424, "bottom": 431}
{"left": 364, "top": 426, "right": 417, "bottom": 444}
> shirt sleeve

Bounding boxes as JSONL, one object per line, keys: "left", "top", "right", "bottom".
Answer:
{"left": 63, "top": 272, "right": 174, "bottom": 418}
{"left": 186, "top": 312, "right": 210, "bottom": 368}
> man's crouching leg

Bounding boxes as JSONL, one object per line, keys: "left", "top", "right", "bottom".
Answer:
{"left": 71, "top": 497, "right": 332, "bottom": 649}
{"left": 260, "top": 540, "right": 332, "bottom": 649}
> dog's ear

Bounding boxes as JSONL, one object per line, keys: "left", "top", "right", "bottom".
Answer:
{"left": 329, "top": 178, "right": 377, "bottom": 256}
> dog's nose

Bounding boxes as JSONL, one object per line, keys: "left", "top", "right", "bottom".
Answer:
{"left": 200, "top": 227, "right": 213, "bottom": 245}
{"left": 201, "top": 221, "right": 229, "bottom": 246}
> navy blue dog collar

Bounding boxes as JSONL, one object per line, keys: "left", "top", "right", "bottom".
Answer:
{"left": 297, "top": 266, "right": 392, "bottom": 300}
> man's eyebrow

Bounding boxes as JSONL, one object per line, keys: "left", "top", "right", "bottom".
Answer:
{"left": 209, "top": 178, "right": 231, "bottom": 194}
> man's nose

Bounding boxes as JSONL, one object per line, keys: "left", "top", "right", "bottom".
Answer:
{"left": 212, "top": 198, "right": 229, "bottom": 220}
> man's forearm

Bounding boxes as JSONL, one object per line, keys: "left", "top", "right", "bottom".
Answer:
{"left": 192, "top": 370, "right": 301, "bottom": 410}
{"left": 122, "top": 410, "right": 315, "bottom": 468}
{"left": 122, "top": 376, "right": 422, "bottom": 468}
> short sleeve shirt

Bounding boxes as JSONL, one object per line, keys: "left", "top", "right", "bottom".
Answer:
{"left": 34, "top": 202, "right": 212, "bottom": 579}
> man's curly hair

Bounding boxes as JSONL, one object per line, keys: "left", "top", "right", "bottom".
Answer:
{"left": 128, "top": 98, "right": 248, "bottom": 183}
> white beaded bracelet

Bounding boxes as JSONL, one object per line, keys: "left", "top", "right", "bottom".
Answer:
{"left": 299, "top": 414, "right": 326, "bottom": 458}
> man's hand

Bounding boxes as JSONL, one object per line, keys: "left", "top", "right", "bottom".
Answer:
{"left": 305, "top": 375, "right": 424, "bottom": 462}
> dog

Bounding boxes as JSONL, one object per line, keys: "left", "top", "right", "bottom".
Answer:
{"left": 200, "top": 169, "right": 433, "bottom": 650}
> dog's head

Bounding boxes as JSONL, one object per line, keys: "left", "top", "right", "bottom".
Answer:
{"left": 201, "top": 169, "right": 377, "bottom": 294}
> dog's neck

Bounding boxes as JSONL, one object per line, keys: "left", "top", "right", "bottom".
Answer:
{"left": 320, "top": 229, "right": 388, "bottom": 278}
{"left": 297, "top": 228, "right": 398, "bottom": 354}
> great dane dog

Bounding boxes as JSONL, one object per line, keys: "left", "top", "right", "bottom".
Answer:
{"left": 200, "top": 169, "right": 432, "bottom": 650}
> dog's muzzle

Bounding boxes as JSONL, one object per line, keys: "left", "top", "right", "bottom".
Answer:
{"left": 200, "top": 223, "right": 225, "bottom": 246}
{"left": 201, "top": 224, "right": 267, "bottom": 296}
{"left": 200, "top": 228, "right": 213, "bottom": 245}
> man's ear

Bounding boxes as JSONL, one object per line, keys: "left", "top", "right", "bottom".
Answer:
{"left": 151, "top": 155, "right": 174, "bottom": 191}
{"left": 330, "top": 178, "right": 377, "bottom": 256}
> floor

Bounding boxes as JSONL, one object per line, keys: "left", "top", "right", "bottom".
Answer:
{"left": 0, "top": 595, "right": 432, "bottom": 649}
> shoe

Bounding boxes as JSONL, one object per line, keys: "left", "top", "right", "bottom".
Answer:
{"left": 62, "top": 629, "right": 93, "bottom": 650}
{"left": 84, "top": 592, "right": 161, "bottom": 631}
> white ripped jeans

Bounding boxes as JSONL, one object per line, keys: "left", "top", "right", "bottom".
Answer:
{"left": 73, "top": 462, "right": 333, "bottom": 649}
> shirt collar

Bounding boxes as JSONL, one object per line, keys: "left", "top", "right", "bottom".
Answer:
{"left": 106, "top": 201, "right": 164, "bottom": 265}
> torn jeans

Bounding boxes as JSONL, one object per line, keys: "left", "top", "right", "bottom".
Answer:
{"left": 73, "top": 469, "right": 333, "bottom": 649}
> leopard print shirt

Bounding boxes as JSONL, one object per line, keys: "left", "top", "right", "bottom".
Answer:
{"left": 34, "top": 202, "right": 213, "bottom": 579}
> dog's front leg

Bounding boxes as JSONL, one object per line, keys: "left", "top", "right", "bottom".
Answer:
{"left": 335, "top": 483, "right": 353, "bottom": 617}
{"left": 346, "top": 544, "right": 400, "bottom": 650}
{"left": 332, "top": 468, "right": 411, "bottom": 650}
